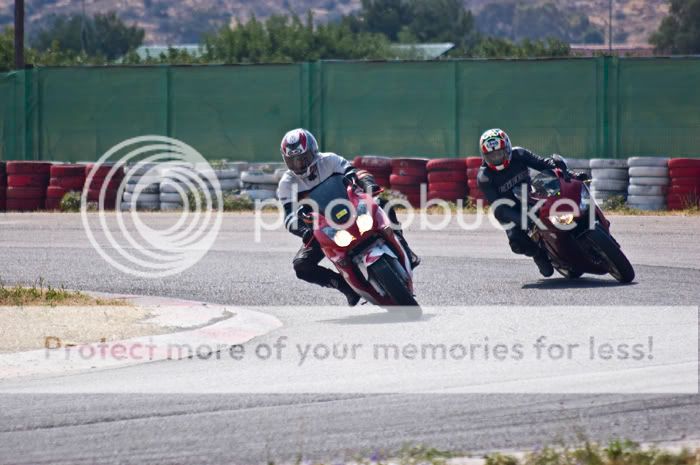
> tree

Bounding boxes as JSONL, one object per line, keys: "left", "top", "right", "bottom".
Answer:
{"left": 408, "top": 0, "right": 478, "bottom": 49}
{"left": 650, "top": 0, "right": 700, "bottom": 54}
{"left": 31, "top": 11, "right": 144, "bottom": 60}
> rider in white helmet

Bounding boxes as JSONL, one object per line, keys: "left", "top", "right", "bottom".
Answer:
{"left": 277, "top": 128, "right": 419, "bottom": 306}
{"left": 477, "top": 128, "right": 588, "bottom": 277}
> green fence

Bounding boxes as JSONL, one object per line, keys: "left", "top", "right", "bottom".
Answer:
{"left": 1, "top": 57, "right": 699, "bottom": 162}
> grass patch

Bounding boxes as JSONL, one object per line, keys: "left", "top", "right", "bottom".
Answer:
{"left": 59, "top": 191, "right": 82, "bottom": 212}
{"left": 0, "top": 279, "right": 127, "bottom": 307}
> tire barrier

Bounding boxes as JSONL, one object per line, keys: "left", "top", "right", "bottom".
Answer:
{"left": 85, "top": 163, "right": 124, "bottom": 210}
{"left": 389, "top": 158, "right": 428, "bottom": 206}
{"left": 625, "top": 157, "right": 669, "bottom": 210}
{"left": 46, "top": 164, "right": 86, "bottom": 210}
{"left": 240, "top": 169, "right": 278, "bottom": 201}
{"left": 121, "top": 164, "right": 160, "bottom": 210}
{"left": 667, "top": 158, "right": 700, "bottom": 210}
{"left": 465, "top": 157, "right": 486, "bottom": 204}
{"left": 590, "top": 159, "right": 629, "bottom": 205}
{"left": 426, "top": 158, "right": 468, "bottom": 202}
{"left": 564, "top": 158, "right": 591, "bottom": 176}
{"left": 0, "top": 162, "right": 6, "bottom": 211}
{"left": 353, "top": 156, "right": 392, "bottom": 188}
{"left": 5, "top": 161, "right": 52, "bottom": 211}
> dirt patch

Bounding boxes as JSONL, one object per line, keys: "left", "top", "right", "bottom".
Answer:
{"left": 0, "top": 305, "right": 173, "bottom": 353}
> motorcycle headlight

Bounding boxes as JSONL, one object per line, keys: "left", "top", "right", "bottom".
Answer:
{"left": 333, "top": 229, "right": 355, "bottom": 247}
{"left": 356, "top": 213, "right": 374, "bottom": 234}
{"left": 549, "top": 213, "right": 575, "bottom": 225}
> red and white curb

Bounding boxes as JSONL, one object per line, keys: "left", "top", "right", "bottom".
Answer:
{"left": 0, "top": 293, "right": 282, "bottom": 379}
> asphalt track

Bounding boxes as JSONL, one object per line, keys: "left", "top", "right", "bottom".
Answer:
{"left": 0, "top": 212, "right": 699, "bottom": 464}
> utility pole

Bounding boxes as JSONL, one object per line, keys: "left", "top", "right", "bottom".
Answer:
{"left": 14, "top": 0, "right": 25, "bottom": 69}
{"left": 608, "top": 0, "right": 613, "bottom": 52}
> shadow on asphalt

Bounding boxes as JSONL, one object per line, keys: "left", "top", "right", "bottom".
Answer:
{"left": 522, "top": 277, "right": 638, "bottom": 290}
{"left": 321, "top": 311, "right": 436, "bottom": 325}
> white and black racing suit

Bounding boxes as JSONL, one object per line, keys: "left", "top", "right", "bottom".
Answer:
{"left": 277, "top": 153, "right": 416, "bottom": 300}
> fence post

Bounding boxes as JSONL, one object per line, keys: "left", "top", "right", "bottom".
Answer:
{"left": 453, "top": 61, "right": 460, "bottom": 157}
{"left": 23, "top": 68, "right": 33, "bottom": 160}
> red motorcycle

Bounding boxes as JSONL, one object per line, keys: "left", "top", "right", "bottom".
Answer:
{"left": 515, "top": 161, "right": 635, "bottom": 283}
{"left": 300, "top": 174, "right": 420, "bottom": 318}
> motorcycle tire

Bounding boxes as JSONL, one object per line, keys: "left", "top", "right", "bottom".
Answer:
{"left": 556, "top": 268, "right": 583, "bottom": 279}
{"left": 581, "top": 225, "right": 635, "bottom": 283}
{"left": 368, "top": 255, "right": 421, "bottom": 319}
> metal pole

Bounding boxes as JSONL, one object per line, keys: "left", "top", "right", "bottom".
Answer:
{"left": 608, "top": 0, "right": 613, "bottom": 52}
{"left": 14, "top": 0, "right": 24, "bottom": 69}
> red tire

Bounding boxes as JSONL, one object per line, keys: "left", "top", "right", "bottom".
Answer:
{"left": 6, "top": 197, "right": 44, "bottom": 211}
{"left": 359, "top": 156, "right": 392, "bottom": 171}
{"left": 426, "top": 158, "right": 466, "bottom": 171}
{"left": 374, "top": 177, "right": 391, "bottom": 187}
{"left": 465, "top": 157, "right": 482, "bottom": 168}
{"left": 392, "top": 166, "right": 427, "bottom": 177}
{"left": 668, "top": 185, "right": 700, "bottom": 195}
{"left": 6, "top": 161, "right": 52, "bottom": 176}
{"left": 50, "top": 164, "right": 86, "bottom": 177}
{"left": 46, "top": 186, "right": 68, "bottom": 199}
{"left": 668, "top": 158, "right": 700, "bottom": 169}
{"left": 391, "top": 158, "right": 428, "bottom": 170}
{"left": 668, "top": 177, "right": 700, "bottom": 187}
{"left": 466, "top": 168, "right": 481, "bottom": 179}
{"left": 45, "top": 197, "right": 63, "bottom": 210}
{"left": 85, "top": 163, "right": 124, "bottom": 178}
{"left": 50, "top": 176, "right": 86, "bottom": 189}
{"left": 86, "top": 177, "right": 122, "bottom": 190}
{"left": 391, "top": 184, "right": 422, "bottom": 195}
{"left": 6, "top": 186, "right": 45, "bottom": 199}
{"left": 429, "top": 181, "right": 467, "bottom": 192}
{"left": 87, "top": 189, "right": 118, "bottom": 201}
{"left": 669, "top": 167, "right": 700, "bottom": 178}
{"left": 7, "top": 174, "right": 49, "bottom": 187}
{"left": 428, "top": 190, "right": 467, "bottom": 201}
{"left": 427, "top": 171, "right": 466, "bottom": 183}
{"left": 390, "top": 174, "right": 426, "bottom": 186}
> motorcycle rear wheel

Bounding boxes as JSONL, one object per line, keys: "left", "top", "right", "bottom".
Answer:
{"left": 581, "top": 226, "right": 635, "bottom": 283}
{"left": 368, "top": 255, "right": 421, "bottom": 319}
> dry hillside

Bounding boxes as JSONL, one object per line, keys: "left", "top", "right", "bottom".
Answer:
{"left": 0, "top": 0, "right": 669, "bottom": 45}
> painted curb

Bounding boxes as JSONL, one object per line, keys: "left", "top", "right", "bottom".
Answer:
{"left": 0, "top": 293, "right": 283, "bottom": 380}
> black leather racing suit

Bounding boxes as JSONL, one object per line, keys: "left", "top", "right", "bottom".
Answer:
{"left": 477, "top": 147, "right": 559, "bottom": 258}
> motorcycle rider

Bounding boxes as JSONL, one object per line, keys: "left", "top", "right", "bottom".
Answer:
{"left": 277, "top": 128, "right": 419, "bottom": 306}
{"left": 476, "top": 128, "right": 588, "bottom": 277}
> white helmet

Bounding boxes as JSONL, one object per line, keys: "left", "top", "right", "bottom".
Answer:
{"left": 280, "top": 128, "right": 319, "bottom": 176}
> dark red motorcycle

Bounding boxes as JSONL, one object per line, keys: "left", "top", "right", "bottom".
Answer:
{"left": 515, "top": 162, "right": 635, "bottom": 283}
{"left": 300, "top": 174, "right": 420, "bottom": 318}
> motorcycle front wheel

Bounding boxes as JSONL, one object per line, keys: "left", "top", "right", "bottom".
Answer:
{"left": 368, "top": 255, "right": 421, "bottom": 319}
{"left": 581, "top": 225, "right": 635, "bottom": 283}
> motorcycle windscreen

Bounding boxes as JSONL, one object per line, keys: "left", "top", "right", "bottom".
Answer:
{"left": 530, "top": 171, "right": 562, "bottom": 198}
{"left": 306, "top": 174, "right": 352, "bottom": 220}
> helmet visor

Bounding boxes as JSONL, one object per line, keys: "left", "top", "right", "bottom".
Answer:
{"left": 285, "top": 151, "right": 315, "bottom": 174}
{"left": 484, "top": 148, "right": 509, "bottom": 167}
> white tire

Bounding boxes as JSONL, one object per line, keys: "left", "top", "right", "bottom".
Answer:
{"left": 243, "top": 182, "right": 278, "bottom": 191}
{"left": 218, "top": 178, "right": 241, "bottom": 191}
{"left": 629, "top": 176, "right": 669, "bottom": 186}
{"left": 119, "top": 201, "right": 160, "bottom": 211}
{"left": 591, "top": 168, "right": 628, "bottom": 180}
{"left": 126, "top": 163, "right": 162, "bottom": 177}
{"left": 125, "top": 182, "right": 159, "bottom": 194}
{"left": 628, "top": 185, "right": 667, "bottom": 196}
{"left": 564, "top": 158, "right": 590, "bottom": 169}
{"left": 241, "top": 171, "right": 278, "bottom": 184}
{"left": 590, "top": 159, "right": 628, "bottom": 169}
{"left": 627, "top": 157, "right": 669, "bottom": 167}
{"left": 628, "top": 167, "right": 668, "bottom": 177}
{"left": 627, "top": 195, "right": 666, "bottom": 204}
{"left": 159, "top": 192, "right": 185, "bottom": 203}
{"left": 241, "top": 189, "right": 277, "bottom": 201}
{"left": 123, "top": 192, "right": 160, "bottom": 203}
{"left": 591, "top": 179, "right": 628, "bottom": 191}
{"left": 159, "top": 181, "right": 188, "bottom": 194}
{"left": 160, "top": 202, "right": 185, "bottom": 211}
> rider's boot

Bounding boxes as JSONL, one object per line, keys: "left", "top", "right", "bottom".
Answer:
{"left": 533, "top": 248, "right": 554, "bottom": 277}
{"left": 394, "top": 229, "right": 421, "bottom": 269}
{"left": 330, "top": 277, "right": 361, "bottom": 306}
